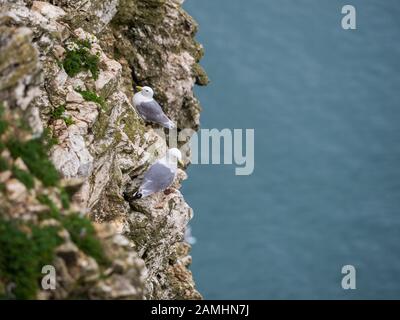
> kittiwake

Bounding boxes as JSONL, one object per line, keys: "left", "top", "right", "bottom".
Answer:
{"left": 125, "top": 148, "right": 182, "bottom": 201}
{"left": 133, "top": 86, "right": 175, "bottom": 129}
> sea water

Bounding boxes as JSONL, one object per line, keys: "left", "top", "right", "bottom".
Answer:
{"left": 182, "top": 0, "right": 400, "bottom": 299}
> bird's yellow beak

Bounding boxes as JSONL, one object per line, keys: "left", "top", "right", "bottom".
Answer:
{"left": 136, "top": 86, "right": 143, "bottom": 92}
{"left": 178, "top": 159, "right": 184, "bottom": 167}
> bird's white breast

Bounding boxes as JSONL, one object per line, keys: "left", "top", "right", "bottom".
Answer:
{"left": 133, "top": 92, "right": 152, "bottom": 106}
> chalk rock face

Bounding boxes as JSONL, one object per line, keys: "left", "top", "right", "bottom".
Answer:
{"left": 111, "top": 0, "right": 209, "bottom": 130}
{"left": 0, "top": 0, "right": 206, "bottom": 300}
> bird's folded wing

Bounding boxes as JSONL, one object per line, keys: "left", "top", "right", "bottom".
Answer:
{"left": 137, "top": 100, "right": 171, "bottom": 124}
{"left": 141, "top": 162, "right": 175, "bottom": 193}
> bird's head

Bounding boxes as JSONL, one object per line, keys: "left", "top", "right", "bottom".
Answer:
{"left": 137, "top": 86, "right": 154, "bottom": 98}
{"left": 167, "top": 148, "right": 183, "bottom": 166}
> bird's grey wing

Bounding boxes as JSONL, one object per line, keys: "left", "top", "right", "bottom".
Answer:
{"left": 137, "top": 100, "right": 172, "bottom": 125}
{"left": 140, "top": 162, "right": 175, "bottom": 194}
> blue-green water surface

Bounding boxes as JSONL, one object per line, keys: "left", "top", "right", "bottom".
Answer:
{"left": 182, "top": 0, "right": 400, "bottom": 299}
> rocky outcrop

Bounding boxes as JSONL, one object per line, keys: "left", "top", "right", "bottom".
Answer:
{"left": 0, "top": 0, "right": 207, "bottom": 299}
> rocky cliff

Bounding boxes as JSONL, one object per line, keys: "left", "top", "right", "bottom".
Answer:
{"left": 0, "top": 0, "right": 208, "bottom": 299}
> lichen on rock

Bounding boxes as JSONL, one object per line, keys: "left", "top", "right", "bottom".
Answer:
{"left": 0, "top": 0, "right": 207, "bottom": 300}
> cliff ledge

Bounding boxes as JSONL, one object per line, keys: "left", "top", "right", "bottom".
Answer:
{"left": 0, "top": 0, "right": 207, "bottom": 300}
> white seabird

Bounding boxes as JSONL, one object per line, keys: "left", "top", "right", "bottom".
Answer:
{"left": 126, "top": 148, "right": 182, "bottom": 200}
{"left": 133, "top": 86, "right": 175, "bottom": 129}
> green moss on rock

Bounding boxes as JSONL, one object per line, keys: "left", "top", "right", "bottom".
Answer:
{"left": 50, "top": 105, "right": 66, "bottom": 120}
{"left": 0, "top": 103, "right": 110, "bottom": 299}
{"left": 50, "top": 105, "right": 74, "bottom": 126}
{"left": 0, "top": 118, "right": 8, "bottom": 136}
{"left": 0, "top": 218, "right": 62, "bottom": 299}
{"left": 76, "top": 89, "right": 106, "bottom": 110}
{"left": 37, "top": 194, "right": 60, "bottom": 219}
{"left": 63, "top": 115, "right": 75, "bottom": 126}
{"left": 0, "top": 104, "right": 7, "bottom": 136}
{"left": 59, "top": 188, "right": 70, "bottom": 210}
{"left": 0, "top": 157, "right": 8, "bottom": 172}
{"left": 12, "top": 166, "right": 35, "bottom": 190}
{"left": 63, "top": 41, "right": 100, "bottom": 80}
{"left": 6, "top": 137, "right": 59, "bottom": 187}
{"left": 62, "top": 214, "right": 108, "bottom": 266}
